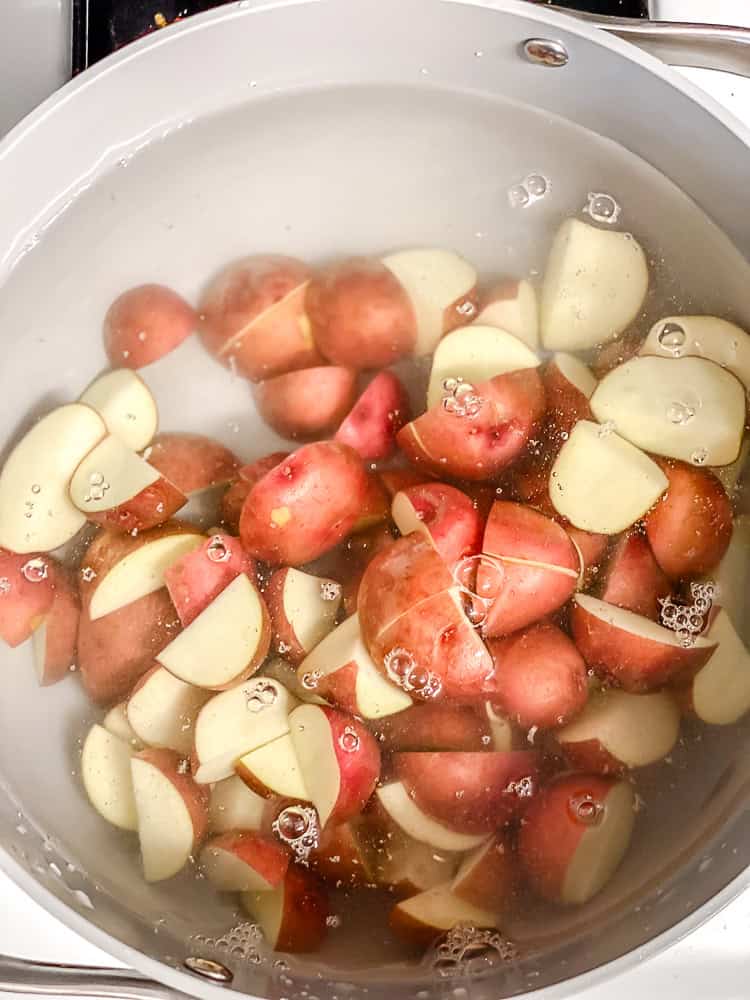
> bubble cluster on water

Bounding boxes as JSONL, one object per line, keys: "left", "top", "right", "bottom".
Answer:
{"left": 191, "top": 922, "right": 264, "bottom": 965}
{"left": 452, "top": 553, "right": 503, "bottom": 630}
{"left": 22, "top": 557, "right": 48, "bottom": 583}
{"left": 320, "top": 581, "right": 341, "bottom": 602}
{"left": 272, "top": 805, "right": 320, "bottom": 861}
{"left": 505, "top": 776, "right": 535, "bottom": 799}
{"left": 83, "top": 472, "right": 110, "bottom": 504}
{"left": 245, "top": 680, "right": 279, "bottom": 713}
{"left": 383, "top": 647, "right": 442, "bottom": 700}
{"left": 301, "top": 670, "right": 322, "bottom": 691}
{"left": 430, "top": 925, "right": 518, "bottom": 978}
{"left": 583, "top": 192, "right": 621, "bottom": 225}
{"left": 508, "top": 173, "right": 550, "bottom": 209}
{"left": 659, "top": 581, "right": 714, "bottom": 647}
{"left": 206, "top": 536, "right": 230, "bottom": 563}
{"left": 441, "top": 378, "right": 483, "bottom": 418}
{"left": 81, "top": 566, "right": 96, "bottom": 583}
{"left": 656, "top": 321, "right": 687, "bottom": 355}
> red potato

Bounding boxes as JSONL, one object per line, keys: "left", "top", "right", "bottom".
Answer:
{"left": 220, "top": 451, "right": 289, "bottom": 532}
{"left": 241, "top": 864, "right": 329, "bottom": 953}
{"left": 394, "top": 750, "right": 540, "bottom": 834}
{"left": 200, "top": 831, "right": 290, "bottom": 892}
{"left": 266, "top": 567, "right": 341, "bottom": 666}
{"left": 566, "top": 524, "right": 609, "bottom": 589}
{"left": 674, "top": 609, "right": 750, "bottom": 726}
{"left": 0, "top": 549, "right": 55, "bottom": 647}
{"left": 236, "top": 732, "right": 310, "bottom": 800}
{"left": 131, "top": 748, "right": 209, "bottom": 882}
{"left": 351, "top": 473, "right": 390, "bottom": 533}
{"left": 208, "top": 776, "right": 266, "bottom": 834}
{"left": 379, "top": 468, "right": 431, "bottom": 499}
{"left": 375, "top": 782, "right": 487, "bottom": 852}
{"left": 33, "top": 563, "right": 80, "bottom": 686}
{"left": 556, "top": 688, "right": 680, "bottom": 774}
{"left": 164, "top": 532, "right": 255, "bottom": 628}
{"left": 373, "top": 830, "right": 459, "bottom": 898}
{"left": 198, "top": 255, "right": 321, "bottom": 380}
{"left": 597, "top": 531, "right": 671, "bottom": 620}
{"left": 255, "top": 366, "right": 358, "bottom": 439}
{"left": 571, "top": 594, "right": 716, "bottom": 691}
{"left": 334, "top": 523, "right": 397, "bottom": 615}
{"left": 81, "top": 723, "right": 138, "bottom": 830}
{"left": 486, "top": 623, "right": 588, "bottom": 730}
{"left": 397, "top": 368, "right": 546, "bottom": 481}
{"left": 390, "top": 885, "right": 497, "bottom": 947}
{"left": 104, "top": 284, "right": 196, "bottom": 369}
{"left": 309, "top": 820, "right": 375, "bottom": 887}
{"left": 542, "top": 352, "right": 596, "bottom": 444}
{"left": 518, "top": 774, "right": 635, "bottom": 905}
{"left": 391, "top": 483, "right": 483, "bottom": 568}
{"left": 289, "top": 705, "right": 381, "bottom": 827}
{"left": 146, "top": 433, "right": 239, "bottom": 497}
{"left": 306, "top": 257, "right": 416, "bottom": 369}
{"left": 373, "top": 703, "right": 491, "bottom": 752}
{"left": 451, "top": 834, "right": 519, "bottom": 914}
{"left": 476, "top": 278, "right": 539, "bottom": 349}
{"left": 126, "top": 665, "right": 211, "bottom": 754}
{"left": 335, "top": 371, "right": 411, "bottom": 461}
{"left": 644, "top": 460, "right": 733, "bottom": 580}
{"left": 239, "top": 442, "right": 369, "bottom": 565}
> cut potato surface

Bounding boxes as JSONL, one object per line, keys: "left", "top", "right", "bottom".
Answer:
{"left": 81, "top": 724, "right": 138, "bottom": 831}
{"left": 426, "top": 324, "right": 539, "bottom": 409}
{"left": 208, "top": 776, "right": 266, "bottom": 834}
{"left": 551, "top": 351, "right": 598, "bottom": 399}
{"left": 687, "top": 610, "right": 750, "bottom": 725}
{"left": 376, "top": 782, "right": 486, "bottom": 852}
{"left": 550, "top": 420, "right": 668, "bottom": 534}
{"left": 236, "top": 733, "right": 310, "bottom": 800}
{"left": 0, "top": 404, "right": 106, "bottom": 553}
{"left": 79, "top": 369, "right": 158, "bottom": 452}
{"left": 127, "top": 666, "right": 211, "bottom": 754}
{"left": 476, "top": 278, "right": 539, "bottom": 349}
{"left": 70, "top": 434, "right": 163, "bottom": 512}
{"left": 390, "top": 884, "right": 497, "bottom": 946}
{"left": 591, "top": 356, "right": 745, "bottom": 467}
{"left": 641, "top": 315, "right": 750, "bottom": 391}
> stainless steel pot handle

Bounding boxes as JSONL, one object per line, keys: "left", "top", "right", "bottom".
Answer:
{"left": 546, "top": 6, "right": 750, "bottom": 77}
{"left": 0, "top": 955, "right": 180, "bottom": 1000}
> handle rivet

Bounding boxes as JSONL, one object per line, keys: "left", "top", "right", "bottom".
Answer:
{"left": 184, "top": 957, "right": 234, "bottom": 983}
{"left": 523, "top": 38, "right": 569, "bottom": 67}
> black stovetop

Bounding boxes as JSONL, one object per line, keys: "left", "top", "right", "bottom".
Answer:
{"left": 72, "top": 0, "right": 648, "bottom": 73}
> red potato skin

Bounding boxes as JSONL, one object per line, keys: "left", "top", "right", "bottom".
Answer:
{"left": 164, "top": 532, "right": 256, "bottom": 628}
{"left": 104, "top": 285, "right": 196, "bottom": 369}
{"left": 351, "top": 473, "right": 390, "bottom": 533}
{"left": 328, "top": 524, "right": 397, "bottom": 616}
{"left": 146, "top": 433, "right": 239, "bottom": 496}
{"left": 379, "top": 468, "right": 431, "bottom": 499}
{"left": 397, "top": 369, "right": 546, "bottom": 482}
{"left": 309, "top": 821, "right": 373, "bottom": 887}
{"left": 452, "top": 834, "right": 520, "bottom": 913}
{"left": 84, "top": 476, "right": 186, "bottom": 534}
{"left": 373, "top": 703, "right": 491, "bottom": 752}
{"left": 274, "top": 866, "right": 330, "bottom": 953}
{"left": 394, "top": 483, "right": 484, "bottom": 568}
{"left": 306, "top": 258, "right": 417, "bottom": 369}
{"left": 518, "top": 774, "right": 619, "bottom": 903}
{"left": 482, "top": 501, "right": 579, "bottom": 570}
{"left": 36, "top": 563, "right": 80, "bottom": 685}
{"left": 394, "top": 751, "right": 540, "bottom": 834}
{"left": 220, "top": 452, "right": 289, "bottom": 533}
{"left": 239, "top": 442, "right": 369, "bottom": 565}
{"left": 570, "top": 601, "right": 717, "bottom": 691}
{"left": 558, "top": 738, "right": 626, "bottom": 777}
{"left": 205, "top": 831, "right": 290, "bottom": 887}
{"left": 335, "top": 371, "right": 411, "bottom": 461}
{"left": 313, "top": 660, "right": 364, "bottom": 715}
{"left": 567, "top": 525, "right": 609, "bottom": 589}
{"left": 485, "top": 623, "right": 588, "bottom": 730}
{"left": 0, "top": 548, "right": 55, "bottom": 647}
{"left": 644, "top": 460, "right": 733, "bottom": 580}
{"left": 541, "top": 358, "right": 594, "bottom": 449}
{"left": 198, "top": 255, "right": 321, "bottom": 380}
{"left": 254, "top": 366, "right": 358, "bottom": 440}
{"left": 135, "top": 747, "right": 209, "bottom": 846}
{"left": 265, "top": 567, "right": 339, "bottom": 666}
{"left": 322, "top": 709, "right": 382, "bottom": 825}
{"left": 597, "top": 532, "right": 671, "bottom": 620}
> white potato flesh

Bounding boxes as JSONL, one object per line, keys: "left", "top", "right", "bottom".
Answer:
{"left": 81, "top": 724, "right": 138, "bottom": 831}
{"left": 562, "top": 780, "right": 635, "bottom": 904}
{"left": 209, "top": 776, "right": 266, "bottom": 834}
{"left": 551, "top": 352, "right": 597, "bottom": 398}
{"left": 79, "top": 369, "right": 158, "bottom": 452}
{"left": 127, "top": 667, "right": 211, "bottom": 754}
{"left": 691, "top": 610, "right": 750, "bottom": 725}
{"left": 70, "top": 435, "right": 161, "bottom": 512}
{"left": 476, "top": 279, "right": 539, "bottom": 349}
{"left": 640, "top": 315, "right": 750, "bottom": 391}
{"left": 376, "top": 782, "right": 485, "bottom": 852}
{"left": 130, "top": 758, "right": 196, "bottom": 882}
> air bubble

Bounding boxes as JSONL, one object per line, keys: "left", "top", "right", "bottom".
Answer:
{"left": 301, "top": 670, "right": 321, "bottom": 691}
{"left": 320, "top": 581, "right": 341, "bottom": 602}
{"left": 691, "top": 448, "right": 708, "bottom": 466}
{"left": 0, "top": 578, "right": 10, "bottom": 596}
{"left": 339, "top": 727, "right": 360, "bottom": 753}
{"left": 526, "top": 173, "right": 548, "bottom": 198}
{"left": 206, "top": 536, "right": 230, "bottom": 563}
{"left": 383, "top": 647, "right": 442, "bottom": 700}
{"left": 22, "top": 558, "right": 48, "bottom": 583}
{"left": 666, "top": 401, "right": 695, "bottom": 425}
{"left": 569, "top": 792, "right": 605, "bottom": 826}
{"left": 31, "top": 484, "right": 41, "bottom": 495}
{"left": 273, "top": 805, "right": 320, "bottom": 861}
{"left": 508, "top": 184, "right": 530, "bottom": 209}
{"left": 657, "top": 322, "right": 686, "bottom": 354}
{"left": 429, "top": 926, "right": 518, "bottom": 977}
{"left": 456, "top": 300, "right": 477, "bottom": 318}
{"left": 81, "top": 567, "right": 96, "bottom": 583}
{"left": 326, "top": 915, "right": 342, "bottom": 928}
{"left": 89, "top": 472, "right": 104, "bottom": 486}
{"left": 584, "top": 192, "right": 621, "bottom": 224}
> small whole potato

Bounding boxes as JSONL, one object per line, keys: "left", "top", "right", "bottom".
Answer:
{"left": 104, "top": 284, "right": 196, "bottom": 369}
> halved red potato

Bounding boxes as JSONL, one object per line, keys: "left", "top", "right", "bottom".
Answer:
{"left": 393, "top": 750, "right": 539, "bottom": 834}
{"left": 372, "top": 828, "right": 459, "bottom": 897}
{"left": 255, "top": 366, "right": 358, "bottom": 439}
{"left": 33, "top": 566, "right": 79, "bottom": 685}
{"left": 392, "top": 483, "right": 483, "bottom": 568}
{"left": 164, "top": 532, "right": 255, "bottom": 628}
{"left": 591, "top": 356, "right": 745, "bottom": 467}
{"left": 260, "top": 656, "right": 327, "bottom": 706}
{"left": 208, "top": 775, "right": 266, "bottom": 835}
{"left": 298, "top": 613, "right": 411, "bottom": 719}
{"left": 676, "top": 609, "right": 750, "bottom": 725}
{"left": 644, "top": 460, "right": 733, "bottom": 579}
{"left": 486, "top": 623, "right": 588, "bottom": 730}
{"left": 334, "top": 523, "right": 398, "bottom": 615}
{"left": 127, "top": 665, "right": 211, "bottom": 753}
{"left": 426, "top": 324, "right": 540, "bottom": 409}
{"left": 382, "top": 248, "right": 478, "bottom": 356}
{"left": 82, "top": 522, "right": 203, "bottom": 622}
{"left": 198, "top": 255, "right": 320, "bottom": 381}
{"left": 699, "top": 514, "right": 750, "bottom": 631}
{"left": 81, "top": 723, "right": 138, "bottom": 831}
{"left": 571, "top": 594, "right": 716, "bottom": 691}
{"left": 102, "top": 702, "right": 142, "bottom": 747}
{"left": 241, "top": 865, "right": 329, "bottom": 953}
{"left": 0, "top": 403, "right": 107, "bottom": 553}
{"left": 540, "top": 219, "right": 648, "bottom": 351}
{"left": 200, "top": 832, "right": 290, "bottom": 892}
{"left": 145, "top": 432, "right": 239, "bottom": 497}
{"left": 518, "top": 774, "right": 635, "bottom": 905}
{"left": 157, "top": 573, "right": 270, "bottom": 690}
{"left": 307, "top": 257, "right": 416, "bottom": 368}
{"left": 373, "top": 703, "right": 490, "bottom": 753}
{"left": 192, "top": 677, "right": 299, "bottom": 784}
{"left": 566, "top": 523, "right": 609, "bottom": 590}
{"left": 309, "top": 820, "right": 376, "bottom": 887}
{"left": 557, "top": 688, "right": 680, "bottom": 774}
{"left": 542, "top": 352, "right": 596, "bottom": 443}
{"left": 450, "top": 834, "right": 519, "bottom": 914}
{"left": 220, "top": 451, "right": 289, "bottom": 533}
{"left": 390, "top": 884, "right": 497, "bottom": 947}
{"left": 0, "top": 549, "right": 55, "bottom": 647}
{"left": 597, "top": 531, "right": 671, "bottom": 620}
{"left": 289, "top": 705, "right": 381, "bottom": 827}
{"left": 550, "top": 420, "right": 668, "bottom": 535}
{"left": 104, "top": 284, "right": 196, "bottom": 369}
{"left": 236, "top": 732, "right": 310, "bottom": 800}
{"left": 640, "top": 315, "right": 750, "bottom": 394}
{"left": 397, "top": 368, "right": 546, "bottom": 481}
{"left": 379, "top": 468, "right": 431, "bottom": 499}
{"left": 266, "top": 567, "right": 341, "bottom": 666}
{"left": 335, "top": 371, "right": 411, "bottom": 461}
{"left": 70, "top": 434, "right": 186, "bottom": 532}
{"left": 239, "top": 441, "right": 369, "bottom": 565}
{"left": 375, "top": 782, "right": 486, "bottom": 852}
{"left": 475, "top": 278, "right": 539, "bottom": 349}
{"left": 131, "top": 748, "right": 209, "bottom": 882}
{"left": 79, "top": 369, "right": 158, "bottom": 452}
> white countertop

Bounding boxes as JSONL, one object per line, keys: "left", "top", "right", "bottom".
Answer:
{"left": 0, "top": 2, "right": 749, "bottom": 998}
